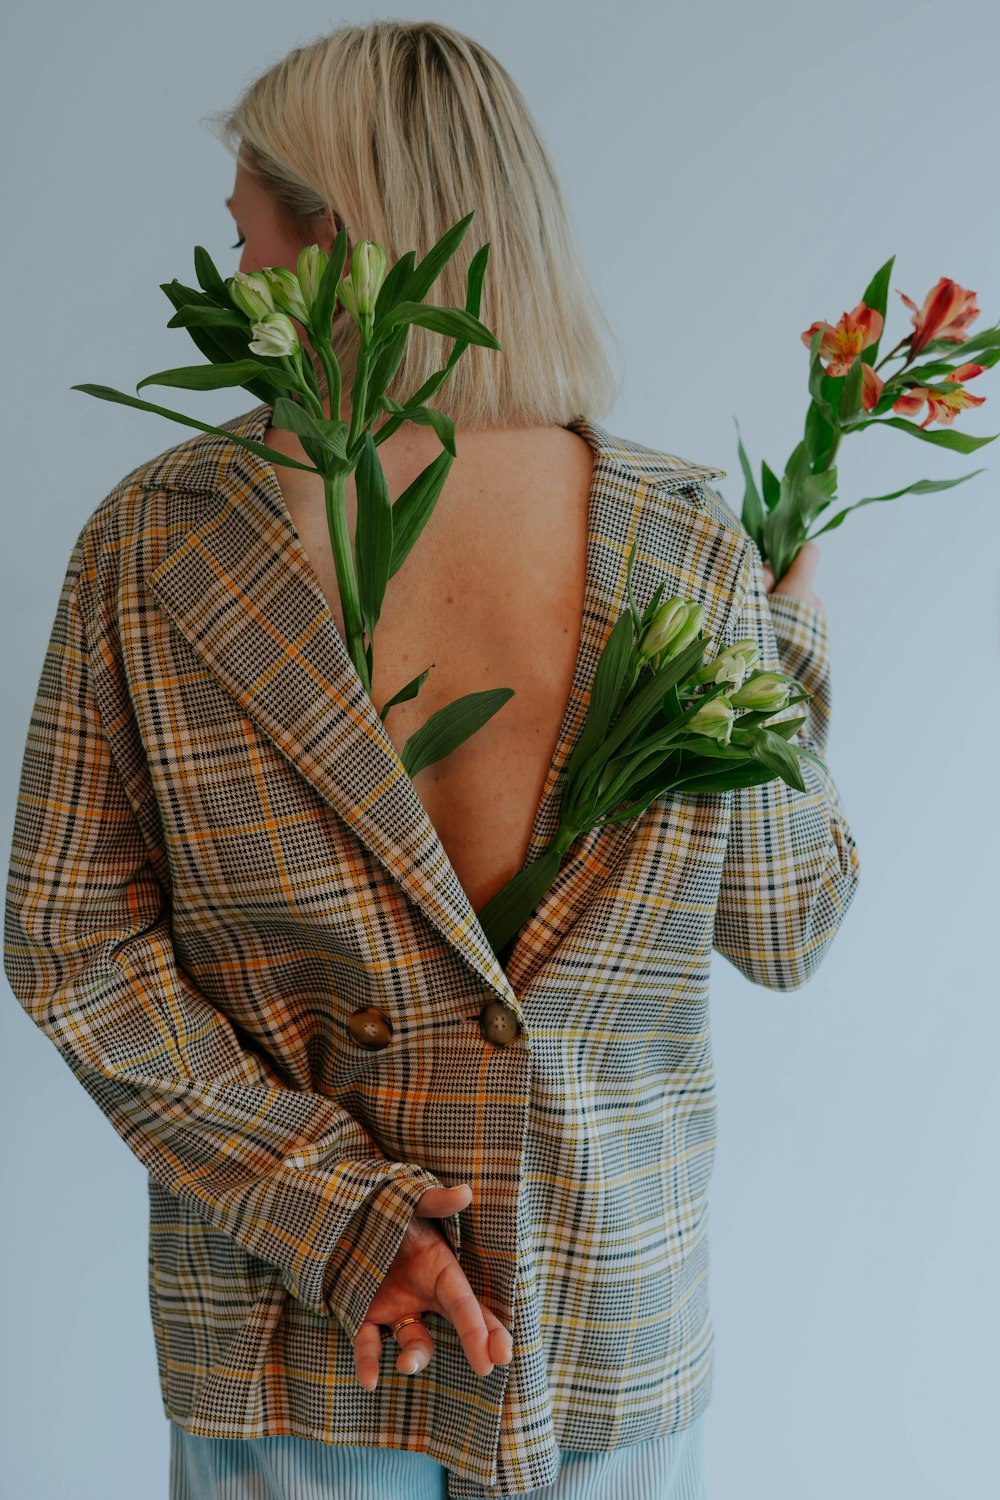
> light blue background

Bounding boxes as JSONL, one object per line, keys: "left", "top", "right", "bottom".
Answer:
{"left": 2, "top": 2, "right": 998, "bottom": 1496}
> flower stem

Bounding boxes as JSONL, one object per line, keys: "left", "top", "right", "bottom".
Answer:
{"left": 347, "top": 344, "right": 373, "bottom": 458}
{"left": 873, "top": 335, "right": 913, "bottom": 373}
{"left": 323, "top": 470, "right": 370, "bottom": 692}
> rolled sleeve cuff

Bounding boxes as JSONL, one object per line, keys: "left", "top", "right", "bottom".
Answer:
{"left": 318, "top": 1166, "right": 463, "bottom": 1342}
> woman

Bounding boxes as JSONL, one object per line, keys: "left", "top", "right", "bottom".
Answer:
{"left": 3, "top": 19, "right": 860, "bottom": 1500}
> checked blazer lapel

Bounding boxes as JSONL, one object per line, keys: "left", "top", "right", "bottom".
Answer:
{"left": 143, "top": 401, "right": 739, "bottom": 1013}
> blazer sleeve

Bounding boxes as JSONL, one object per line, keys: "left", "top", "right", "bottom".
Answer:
{"left": 711, "top": 537, "right": 862, "bottom": 988}
{"left": 3, "top": 523, "right": 454, "bottom": 1344}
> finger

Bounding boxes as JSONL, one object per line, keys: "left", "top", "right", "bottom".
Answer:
{"left": 483, "top": 1307, "right": 513, "bottom": 1366}
{"left": 394, "top": 1319, "right": 436, "bottom": 1376}
{"left": 353, "top": 1320, "right": 385, "bottom": 1391}
{"left": 414, "top": 1183, "right": 473, "bottom": 1218}
{"left": 432, "top": 1260, "right": 494, "bottom": 1377}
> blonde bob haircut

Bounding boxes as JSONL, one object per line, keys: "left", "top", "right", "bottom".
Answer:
{"left": 202, "top": 19, "right": 624, "bottom": 430}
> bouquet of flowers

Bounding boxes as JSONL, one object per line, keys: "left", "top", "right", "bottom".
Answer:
{"left": 75, "top": 214, "right": 516, "bottom": 777}
{"left": 736, "top": 257, "right": 998, "bottom": 583}
{"left": 72, "top": 218, "right": 911, "bottom": 964}
{"left": 474, "top": 540, "right": 817, "bottom": 958}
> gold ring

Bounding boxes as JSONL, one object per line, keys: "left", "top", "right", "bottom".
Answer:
{"left": 391, "top": 1315, "right": 424, "bottom": 1337}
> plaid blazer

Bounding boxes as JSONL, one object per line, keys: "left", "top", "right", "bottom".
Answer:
{"left": 4, "top": 400, "right": 861, "bottom": 1497}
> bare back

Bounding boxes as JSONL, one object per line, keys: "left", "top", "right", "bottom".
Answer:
{"left": 264, "top": 420, "right": 596, "bottom": 915}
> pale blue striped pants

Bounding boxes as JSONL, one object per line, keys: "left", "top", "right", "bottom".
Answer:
{"left": 169, "top": 1411, "right": 708, "bottom": 1498}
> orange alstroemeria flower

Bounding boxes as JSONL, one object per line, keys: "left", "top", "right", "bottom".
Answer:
{"left": 891, "top": 362, "right": 988, "bottom": 428}
{"left": 801, "top": 300, "right": 884, "bottom": 377}
{"left": 861, "top": 362, "right": 885, "bottom": 412}
{"left": 898, "top": 276, "right": 979, "bottom": 359}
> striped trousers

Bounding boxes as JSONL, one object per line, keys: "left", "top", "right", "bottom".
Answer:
{"left": 169, "top": 1412, "right": 708, "bottom": 1499}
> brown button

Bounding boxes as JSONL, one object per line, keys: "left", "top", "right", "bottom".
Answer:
{"left": 479, "top": 999, "right": 522, "bottom": 1046}
{"left": 346, "top": 1007, "right": 393, "bottom": 1050}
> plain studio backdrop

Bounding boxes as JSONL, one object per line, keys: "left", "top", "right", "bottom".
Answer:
{"left": 2, "top": 2, "right": 998, "bottom": 1497}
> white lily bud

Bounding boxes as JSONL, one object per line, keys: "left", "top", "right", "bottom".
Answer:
{"left": 263, "top": 266, "right": 310, "bottom": 323}
{"left": 695, "top": 637, "right": 762, "bottom": 689}
{"left": 729, "top": 672, "right": 792, "bottom": 712}
{"left": 642, "top": 597, "right": 689, "bottom": 660}
{"left": 248, "top": 311, "right": 300, "bottom": 359}
{"left": 659, "top": 602, "right": 704, "bottom": 662}
{"left": 228, "top": 270, "right": 275, "bottom": 322}
{"left": 348, "top": 241, "right": 388, "bottom": 315}
{"left": 687, "top": 694, "right": 735, "bottom": 746}
{"left": 337, "top": 275, "right": 360, "bottom": 323}
{"left": 296, "top": 245, "right": 328, "bottom": 312}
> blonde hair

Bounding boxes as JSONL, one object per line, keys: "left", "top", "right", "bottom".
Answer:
{"left": 202, "top": 19, "right": 624, "bottom": 430}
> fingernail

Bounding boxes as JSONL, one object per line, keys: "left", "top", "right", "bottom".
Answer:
{"left": 400, "top": 1353, "right": 419, "bottom": 1374}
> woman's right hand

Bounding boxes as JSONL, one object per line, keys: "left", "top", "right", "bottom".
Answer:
{"left": 761, "top": 540, "right": 826, "bottom": 614}
{"left": 351, "top": 1183, "right": 513, "bottom": 1390}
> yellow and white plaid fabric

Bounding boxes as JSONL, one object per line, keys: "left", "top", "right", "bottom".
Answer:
{"left": 3, "top": 402, "right": 861, "bottom": 1497}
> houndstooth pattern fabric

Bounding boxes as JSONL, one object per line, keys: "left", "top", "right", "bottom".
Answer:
{"left": 4, "top": 402, "right": 861, "bottom": 1496}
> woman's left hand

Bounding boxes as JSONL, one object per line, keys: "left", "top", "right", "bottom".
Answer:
{"left": 351, "top": 1183, "right": 512, "bottom": 1390}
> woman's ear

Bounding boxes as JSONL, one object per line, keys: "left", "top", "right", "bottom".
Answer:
{"left": 307, "top": 204, "right": 347, "bottom": 255}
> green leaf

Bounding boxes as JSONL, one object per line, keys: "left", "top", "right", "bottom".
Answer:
{"left": 388, "top": 448, "right": 454, "bottom": 576}
{"left": 166, "top": 303, "right": 248, "bottom": 331}
{"left": 734, "top": 421, "right": 765, "bottom": 550}
{"left": 914, "top": 325, "right": 1000, "bottom": 360}
{"left": 395, "top": 403, "right": 457, "bottom": 455}
{"left": 902, "top": 347, "right": 1000, "bottom": 385}
{"left": 760, "top": 458, "right": 782, "bottom": 512}
{"left": 400, "top": 687, "right": 515, "bottom": 778}
{"left": 766, "top": 714, "right": 808, "bottom": 741}
{"left": 652, "top": 762, "right": 786, "bottom": 795}
{"left": 742, "top": 726, "right": 807, "bottom": 791}
{"left": 404, "top": 211, "right": 476, "bottom": 306}
{"left": 624, "top": 538, "right": 644, "bottom": 637}
{"left": 378, "top": 666, "right": 431, "bottom": 720}
{"left": 68, "top": 385, "right": 322, "bottom": 471}
{"left": 383, "top": 242, "right": 494, "bottom": 418}
{"left": 159, "top": 280, "right": 263, "bottom": 385}
{"left": 307, "top": 224, "right": 350, "bottom": 345}
{"left": 271, "top": 395, "right": 345, "bottom": 460}
{"left": 160, "top": 278, "right": 228, "bottom": 315}
{"left": 464, "top": 242, "right": 490, "bottom": 319}
{"left": 192, "top": 245, "right": 232, "bottom": 305}
{"left": 808, "top": 468, "right": 987, "bottom": 538}
{"left": 803, "top": 397, "right": 838, "bottom": 471}
{"left": 355, "top": 430, "right": 394, "bottom": 640}
{"left": 268, "top": 411, "right": 337, "bottom": 473}
{"left": 640, "top": 580, "right": 668, "bottom": 627}
{"left": 136, "top": 359, "right": 278, "bottom": 392}
{"left": 850, "top": 415, "right": 998, "bottom": 452}
{"left": 839, "top": 355, "right": 864, "bottom": 423}
{"left": 857, "top": 254, "right": 896, "bottom": 364}
{"left": 377, "top": 301, "right": 502, "bottom": 349}
{"left": 668, "top": 737, "right": 750, "bottom": 760}
{"left": 761, "top": 444, "right": 809, "bottom": 576}
{"left": 806, "top": 327, "right": 839, "bottom": 428}
{"left": 475, "top": 843, "right": 564, "bottom": 958}
{"left": 372, "top": 249, "right": 417, "bottom": 326}
{"left": 366, "top": 323, "right": 410, "bottom": 408}
{"left": 587, "top": 634, "right": 709, "bottom": 771}
{"left": 562, "top": 610, "right": 636, "bottom": 792}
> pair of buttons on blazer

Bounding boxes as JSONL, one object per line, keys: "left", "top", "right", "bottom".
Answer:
{"left": 346, "top": 1000, "right": 522, "bottom": 1049}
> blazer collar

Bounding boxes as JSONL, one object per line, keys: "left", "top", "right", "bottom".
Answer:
{"left": 144, "top": 401, "right": 737, "bottom": 1014}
